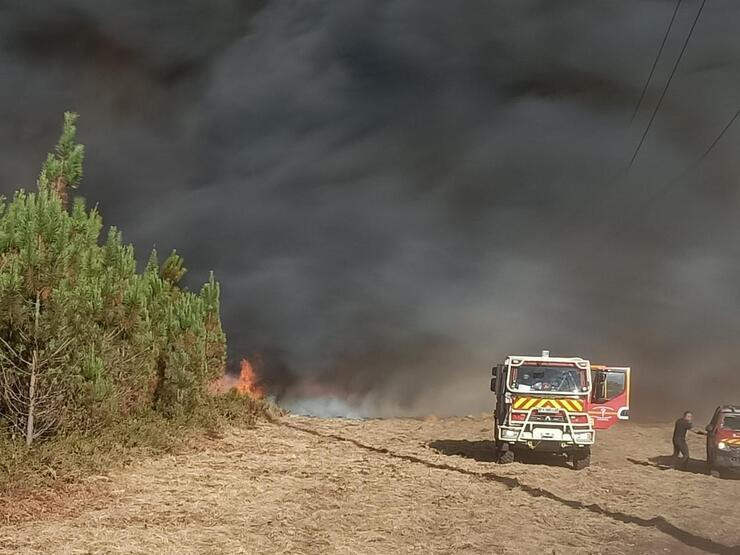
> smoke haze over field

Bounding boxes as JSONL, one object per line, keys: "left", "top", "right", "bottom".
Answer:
{"left": 1, "top": 0, "right": 740, "bottom": 419}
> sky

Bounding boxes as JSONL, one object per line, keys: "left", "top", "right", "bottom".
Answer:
{"left": 1, "top": 0, "right": 739, "bottom": 419}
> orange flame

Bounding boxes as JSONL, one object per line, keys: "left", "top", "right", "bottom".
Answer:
{"left": 209, "top": 358, "right": 265, "bottom": 399}
{"left": 235, "top": 358, "right": 265, "bottom": 399}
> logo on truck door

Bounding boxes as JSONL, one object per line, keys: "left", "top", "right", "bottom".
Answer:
{"left": 589, "top": 406, "right": 618, "bottom": 421}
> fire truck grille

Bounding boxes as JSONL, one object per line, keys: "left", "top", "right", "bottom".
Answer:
{"left": 529, "top": 413, "right": 566, "bottom": 423}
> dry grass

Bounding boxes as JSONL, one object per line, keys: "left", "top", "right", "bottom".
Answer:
{"left": 2, "top": 414, "right": 738, "bottom": 554}
{"left": 0, "top": 481, "right": 114, "bottom": 526}
{"left": 0, "top": 393, "right": 271, "bottom": 511}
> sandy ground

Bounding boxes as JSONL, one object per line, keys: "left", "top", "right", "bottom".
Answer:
{"left": 0, "top": 415, "right": 738, "bottom": 554}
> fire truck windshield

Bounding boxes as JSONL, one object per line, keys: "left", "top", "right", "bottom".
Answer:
{"left": 723, "top": 415, "right": 740, "bottom": 430}
{"left": 509, "top": 365, "right": 587, "bottom": 394}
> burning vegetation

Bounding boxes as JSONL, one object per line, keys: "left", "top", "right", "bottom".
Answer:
{"left": 209, "top": 359, "right": 265, "bottom": 400}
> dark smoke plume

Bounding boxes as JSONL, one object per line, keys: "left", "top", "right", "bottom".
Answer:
{"left": 1, "top": 0, "right": 740, "bottom": 419}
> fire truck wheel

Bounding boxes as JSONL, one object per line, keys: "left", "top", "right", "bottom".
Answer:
{"left": 498, "top": 449, "right": 515, "bottom": 464}
{"left": 571, "top": 453, "right": 591, "bottom": 470}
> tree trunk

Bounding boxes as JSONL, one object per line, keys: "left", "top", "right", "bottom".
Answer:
{"left": 25, "top": 352, "right": 37, "bottom": 446}
{"left": 25, "top": 292, "right": 41, "bottom": 446}
{"left": 52, "top": 177, "right": 69, "bottom": 209}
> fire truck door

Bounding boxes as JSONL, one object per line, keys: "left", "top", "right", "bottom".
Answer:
{"left": 589, "top": 367, "right": 630, "bottom": 430}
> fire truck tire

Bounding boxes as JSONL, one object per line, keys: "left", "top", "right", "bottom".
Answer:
{"left": 498, "top": 449, "right": 515, "bottom": 464}
{"left": 571, "top": 452, "right": 591, "bottom": 470}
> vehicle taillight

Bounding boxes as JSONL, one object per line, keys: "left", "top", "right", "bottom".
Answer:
{"left": 511, "top": 412, "right": 526, "bottom": 421}
{"left": 570, "top": 414, "right": 589, "bottom": 424}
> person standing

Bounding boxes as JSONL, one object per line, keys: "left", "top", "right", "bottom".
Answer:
{"left": 672, "top": 411, "right": 704, "bottom": 469}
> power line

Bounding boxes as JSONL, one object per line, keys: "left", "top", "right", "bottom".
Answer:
{"left": 521, "top": 1, "right": 705, "bottom": 253}
{"left": 628, "top": 0, "right": 707, "bottom": 168}
{"left": 526, "top": 106, "right": 739, "bottom": 266}
{"left": 631, "top": 0, "right": 684, "bottom": 122}
{"left": 628, "top": 107, "right": 739, "bottom": 215}
{"left": 543, "top": 106, "right": 740, "bottom": 283}
{"left": 502, "top": 0, "right": 714, "bottom": 259}
{"left": 695, "top": 108, "right": 740, "bottom": 163}
{"left": 597, "top": 107, "right": 740, "bottom": 247}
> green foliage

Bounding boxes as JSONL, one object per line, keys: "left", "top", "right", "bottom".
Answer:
{"left": 160, "top": 250, "right": 186, "bottom": 285}
{"left": 0, "top": 113, "right": 228, "bottom": 445}
{"left": 37, "top": 112, "right": 84, "bottom": 207}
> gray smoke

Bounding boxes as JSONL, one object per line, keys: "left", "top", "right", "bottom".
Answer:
{"left": 1, "top": 0, "right": 739, "bottom": 419}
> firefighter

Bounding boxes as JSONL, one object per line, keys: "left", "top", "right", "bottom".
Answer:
{"left": 672, "top": 411, "right": 705, "bottom": 469}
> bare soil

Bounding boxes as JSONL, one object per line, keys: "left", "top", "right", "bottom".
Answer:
{"left": 0, "top": 415, "right": 738, "bottom": 554}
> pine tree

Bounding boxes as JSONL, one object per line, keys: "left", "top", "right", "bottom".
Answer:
{"left": 0, "top": 113, "right": 227, "bottom": 445}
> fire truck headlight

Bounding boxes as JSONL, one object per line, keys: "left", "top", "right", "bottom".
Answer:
{"left": 574, "top": 432, "right": 593, "bottom": 442}
{"left": 501, "top": 429, "right": 519, "bottom": 439}
{"left": 718, "top": 441, "right": 729, "bottom": 451}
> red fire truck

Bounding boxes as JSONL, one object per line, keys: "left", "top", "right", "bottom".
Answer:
{"left": 490, "top": 351, "right": 630, "bottom": 469}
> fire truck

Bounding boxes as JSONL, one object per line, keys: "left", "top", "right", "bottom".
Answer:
{"left": 490, "top": 351, "right": 630, "bottom": 469}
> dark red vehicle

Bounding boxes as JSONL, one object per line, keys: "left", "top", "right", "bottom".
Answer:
{"left": 705, "top": 405, "right": 740, "bottom": 478}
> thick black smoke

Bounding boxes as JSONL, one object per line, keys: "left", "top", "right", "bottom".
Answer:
{"left": 1, "top": 0, "right": 739, "bottom": 419}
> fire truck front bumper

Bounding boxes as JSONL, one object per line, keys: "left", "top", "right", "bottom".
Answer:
{"left": 714, "top": 449, "right": 740, "bottom": 470}
{"left": 498, "top": 426, "right": 595, "bottom": 446}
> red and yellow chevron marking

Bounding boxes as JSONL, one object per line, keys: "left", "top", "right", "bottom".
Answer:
{"left": 512, "top": 397, "right": 584, "bottom": 412}
{"left": 724, "top": 438, "right": 740, "bottom": 446}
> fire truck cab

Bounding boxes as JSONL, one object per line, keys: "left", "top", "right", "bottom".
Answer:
{"left": 490, "top": 351, "right": 630, "bottom": 470}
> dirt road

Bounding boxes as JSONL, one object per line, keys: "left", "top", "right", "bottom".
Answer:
{"left": 1, "top": 415, "right": 738, "bottom": 554}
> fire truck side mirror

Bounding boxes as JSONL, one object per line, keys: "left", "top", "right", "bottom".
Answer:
{"left": 490, "top": 377, "right": 496, "bottom": 391}
{"left": 490, "top": 366, "right": 498, "bottom": 391}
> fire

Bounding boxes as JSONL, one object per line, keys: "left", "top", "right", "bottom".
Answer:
{"left": 209, "top": 358, "right": 265, "bottom": 399}
{"left": 234, "top": 358, "right": 265, "bottom": 398}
